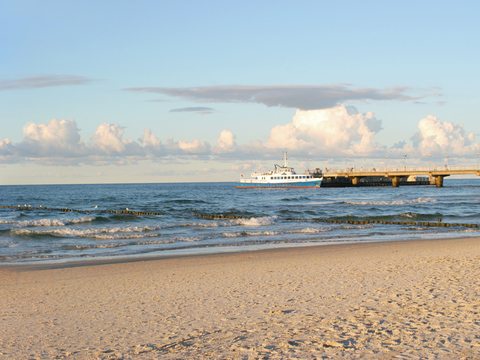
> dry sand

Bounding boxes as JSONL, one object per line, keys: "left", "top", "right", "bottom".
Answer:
{"left": 1, "top": 238, "right": 480, "bottom": 359}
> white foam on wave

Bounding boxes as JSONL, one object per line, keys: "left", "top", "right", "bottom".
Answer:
{"left": 91, "top": 233, "right": 162, "bottom": 240}
{"left": 221, "top": 227, "right": 332, "bottom": 238}
{"left": 178, "top": 222, "right": 219, "bottom": 228}
{"left": 245, "top": 231, "right": 278, "bottom": 236}
{"left": 13, "top": 224, "right": 162, "bottom": 238}
{"left": 223, "top": 232, "right": 242, "bottom": 238}
{"left": 234, "top": 216, "right": 277, "bottom": 226}
{"left": 287, "top": 227, "right": 333, "bottom": 234}
{"left": 0, "top": 241, "right": 18, "bottom": 248}
{"left": 345, "top": 198, "right": 437, "bottom": 206}
{"left": 221, "top": 231, "right": 279, "bottom": 238}
{"left": 6, "top": 216, "right": 96, "bottom": 228}
{"left": 174, "top": 236, "right": 203, "bottom": 242}
{"left": 341, "top": 224, "right": 375, "bottom": 230}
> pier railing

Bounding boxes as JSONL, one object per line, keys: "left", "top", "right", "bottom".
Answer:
{"left": 318, "top": 165, "right": 480, "bottom": 188}
{"left": 323, "top": 165, "right": 480, "bottom": 173}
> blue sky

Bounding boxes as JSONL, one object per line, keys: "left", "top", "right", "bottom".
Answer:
{"left": 1, "top": 0, "right": 480, "bottom": 184}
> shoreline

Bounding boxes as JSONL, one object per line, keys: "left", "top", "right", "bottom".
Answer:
{"left": 2, "top": 236, "right": 480, "bottom": 358}
{"left": 0, "top": 235, "right": 475, "bottom": 272}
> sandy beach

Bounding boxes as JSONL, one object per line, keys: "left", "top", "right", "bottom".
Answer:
{"left": 1, "top": 238, "right": 480, "bottom": 359}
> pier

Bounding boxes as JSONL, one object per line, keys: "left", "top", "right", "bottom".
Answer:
{"left": 321, "top": 166, "right": 480, "bottom": 187}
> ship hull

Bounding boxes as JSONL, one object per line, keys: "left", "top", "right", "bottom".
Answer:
{"left": 236, "top": 179, "right": 322, "bottom": 189}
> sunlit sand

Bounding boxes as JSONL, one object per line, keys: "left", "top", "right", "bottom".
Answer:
{"left": 1, "top": 238, "right": 480, "bottom": 358}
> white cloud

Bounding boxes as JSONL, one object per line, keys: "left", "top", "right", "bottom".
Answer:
{"left": 213, "top": 130, "right": 238, "bottom": 154}
{"left": 177, "top": 139, "right": 211, "bottom": 154}
{"left": 19, "top": 118, "right": 87, "bottom": 157}
{"left": 0, "top": 138, "right": 14, "bottom": 155}
{"left": 230, "top": 163, "right": 252, "bottom": 171}
{"left": 409, "top": 115, "right": 480, "bottom": 156}
{"left": 140, "top": 128, "right": 162, "bottom": 151}
{"left": 90, "top": 123, "right": 144, "bottom": 155}
{"left": 1, "top": 111, "right": 479, "bottom": 167}
{"left": 0, "top": 119, "right": 212, "bottom": 164}
{"left": 265, "top": 105, "right": 384, "bottom": 157}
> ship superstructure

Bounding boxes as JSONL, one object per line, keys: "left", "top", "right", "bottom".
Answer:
{"left": 236, "top": 150, "right": 322, "bottom": 189}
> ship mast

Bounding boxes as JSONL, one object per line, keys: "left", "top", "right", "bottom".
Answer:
{"left": 283, "top": 150, "right": 288, "bottom": 167}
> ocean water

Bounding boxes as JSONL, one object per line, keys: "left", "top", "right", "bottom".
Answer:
{"left": 1, "top": 179, "right": 479, "bottom": 264}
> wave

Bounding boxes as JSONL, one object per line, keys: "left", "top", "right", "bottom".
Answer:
{"left": 12, "top": 224, "right": 162, "bottom": 238}
{"left": 286, "top": 227, "right": 333, "bottom": 234}
{"left": 165, "top": 199, "right": 207, "bottom": 204}
{"left": 90, "top": 232, "right": 162, "bottom": 240}
{"left": 3, "top": 216, "right": 96, "bottom": 228}
{"left": 341, "top": 224, "right": 375, "bottom": 230}
{"left": 173, "top": 236, "right": 203, "bottom": 242}
{"left": 221, "top": 227, "right": 333, "bottom": 238}
{"left": 0, "top": 241, "right": 19, "bottom": 248}
{"left": 176, "top": 222, "right": 219, "bottom": 228}
{"left": 221, "top": 231, "right": 279, "bottom": 238}
{"left": 281, "top": 196, "right": 310, "bottom": 202}
{"left": 344, "top": 198, "right": 437, "bottom": 206}
{"left": 61, "top": 238, "right": 176, "bottom": 250}
{"left": 233, "top": 216, "right": 277, "bottom": 226}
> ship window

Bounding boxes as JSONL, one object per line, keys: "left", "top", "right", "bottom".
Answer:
{"left": 303, "top": 176, "right": 305, "bottom": 179}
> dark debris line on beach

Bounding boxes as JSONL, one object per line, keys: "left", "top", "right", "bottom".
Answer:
{"left": 0, "top": 205, "right": 164, "bottom": 216}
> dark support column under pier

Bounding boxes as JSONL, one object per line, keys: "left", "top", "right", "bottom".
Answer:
{"left": 435, "top": 175, "right": 445, "bottom": 188}
{"left": 391, "top": 176, "right": 400, "bottom": 187}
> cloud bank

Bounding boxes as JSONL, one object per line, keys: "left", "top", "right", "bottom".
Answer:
{"left": 1, "top": 106, "right": 478, "bottom": 166}
{"left": 125, "top": 84, "right": 441, "bottom": 110}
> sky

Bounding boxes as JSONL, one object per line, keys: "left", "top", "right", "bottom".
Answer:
{"left": 1, "top": 0, "right": 480, "bottom": 184}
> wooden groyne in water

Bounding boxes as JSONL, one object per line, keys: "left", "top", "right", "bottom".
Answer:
{"left": 285, "top": 218, "right": 479, "bottom": 228}
{"left": 195, "top": 214, "right": 478, "bottom": 228}
{"left": 0, "top": 205, "right": 163, "bottom": 216}
{"left": 2, "top": 206, "right": 477, "bottom": 228}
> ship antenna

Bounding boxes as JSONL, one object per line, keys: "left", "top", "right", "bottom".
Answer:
{"left": 283, "top": 149, "right": 288, "bottom": 167}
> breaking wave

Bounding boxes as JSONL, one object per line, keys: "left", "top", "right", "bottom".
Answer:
{"left": 4, "top": 216, "right": 96, "bottom": 228}
{"left": 233, "top": 216, "right": 277, "bottom": 226}
{"left": 344, "top": 198, "right": 437, "bottom": 206}
{"left": 12, "top": 224, "right": 162, "bottom": 238}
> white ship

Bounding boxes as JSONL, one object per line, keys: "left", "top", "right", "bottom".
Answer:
{"left": 236, "top": 150, "right": 322, "bottom": 189}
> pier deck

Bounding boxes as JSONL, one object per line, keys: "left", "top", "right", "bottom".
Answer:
{"left": 321, "top": 166, "right": 480, "bottom": 187}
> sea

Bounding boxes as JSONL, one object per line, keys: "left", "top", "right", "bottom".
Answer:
{"left": 1, "top": 179, "right": 479, "bottom": 264}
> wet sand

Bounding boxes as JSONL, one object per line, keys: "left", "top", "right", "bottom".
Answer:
{"left": 1, "top": 238, "right": 480, "bottom": 359}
